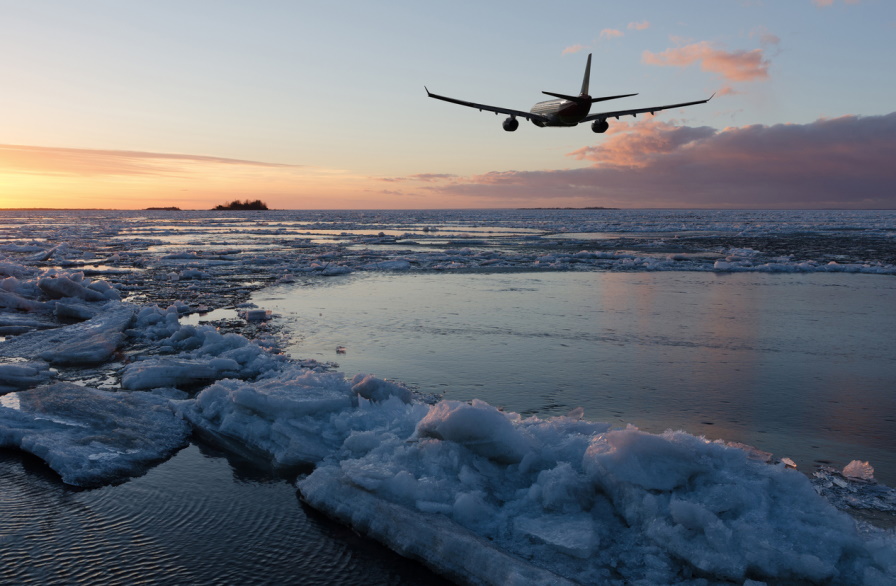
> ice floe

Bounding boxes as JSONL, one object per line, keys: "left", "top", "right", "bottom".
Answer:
{"left": 298, "top": 405, "right": 896, "bottom": 585}
{"left": 0, "top": 361, "right": 55, "bottom": 393}
{"left": 0, "top": 382, "right": 189, "bottom": 486}
{"left": 0, "top": 302, "right": 135, "bottom": 365}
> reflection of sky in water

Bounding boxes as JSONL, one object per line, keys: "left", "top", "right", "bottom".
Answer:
{"left": 118, "top": 226, "right": 542, "bottom": 248}
{"left": 0, "top": 392, "right": 20, "bottom": 410}
{"left": 254, "top": 271, "right": 896, "bottom": 485}
{"left": 547, "top": 230, "right": 728, "bottom": 240}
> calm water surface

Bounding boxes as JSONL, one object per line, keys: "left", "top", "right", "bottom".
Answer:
{"left": 255, "top": 271, "right": 896, "bottom": 485}
{"left": 0, "top": 443, "right": 446, "bottom": 585}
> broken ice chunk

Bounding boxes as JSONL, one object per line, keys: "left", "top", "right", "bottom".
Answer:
{"left": 842, "top": 460, "right": 875, "bottom": 481}
{"left": 514, "top": 515, "right": 597, "bottom": 559}
{"left": 780, "top": 457, "right": 797, "bottom": 469}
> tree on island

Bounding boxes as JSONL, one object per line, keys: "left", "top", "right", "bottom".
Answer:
{"left": 212, "top": 199, "right": 269, "bottom": 211}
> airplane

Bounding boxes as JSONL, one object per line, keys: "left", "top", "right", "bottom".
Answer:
{"left": 425, "top": 53, "right": 713, "bottom": 133}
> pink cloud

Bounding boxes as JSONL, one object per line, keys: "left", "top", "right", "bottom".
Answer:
{"left": 600, "top": 29, "right": 624, "bottom": 40}
{"left": 628, "top": 21, "right": 650, "bottom": 31}
{"left": 643, "top": 41, "right": 771, "bottom": 81}
{"left": 568, "top": 119, "right": 716, "bottom": 168}
{"left": 420, "top": 113, "right": 896, "bottom": 209}
{"left": 562, "top": 44, "right": 589, "bottom": 55}
{"left": 813, "top": 0, "right": 860, "bottom": 6}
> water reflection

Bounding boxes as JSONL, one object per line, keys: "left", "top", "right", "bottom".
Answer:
{"left": 253, "top": 271, "right": 896, "bottom": 485}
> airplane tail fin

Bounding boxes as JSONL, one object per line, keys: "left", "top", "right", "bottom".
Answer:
{"left": 541, "top": 53, "right": 635, "bottom": 103}
{"left": 580, "top": 53, "right": 592, "bottom": 96}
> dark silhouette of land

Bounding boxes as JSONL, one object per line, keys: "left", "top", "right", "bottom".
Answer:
{"left": 213, "top": 199, "right": 269, "bottom": 211}
{"left": 145, "top": 207, "right": 181, "bottom": 211}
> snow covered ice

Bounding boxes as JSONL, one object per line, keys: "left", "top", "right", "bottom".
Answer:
{"left": 1, "top": 209, "right": 896, "bottom": 584}
{"left": 0, "top": 382, "right": 189, "bottom": 487}
{"left": 299, "top": 402, "right": 896, "bottom": 585}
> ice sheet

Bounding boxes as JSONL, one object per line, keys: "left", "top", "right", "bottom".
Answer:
{"left": 177, "top": 371, "right": 427, "bottom": 468}
{"left": 0, "top": 302, "right": 135, "bottom": 365}
{"left": 300, "top": 408, "right": 896, "bottom": 585}
{"left": 0, "top": 361, "right": 54, "bottom": 393}
{"left": 0, "top": 382, "right": 189, "bottom": 486}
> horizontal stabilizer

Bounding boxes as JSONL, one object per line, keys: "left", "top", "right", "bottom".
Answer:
{"left": 541, "top": 91, "right": 638, "bottom": 103}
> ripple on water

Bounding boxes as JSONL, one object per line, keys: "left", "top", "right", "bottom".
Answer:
{"left": 0, "top": 444, "right": 447, "bottom": 585}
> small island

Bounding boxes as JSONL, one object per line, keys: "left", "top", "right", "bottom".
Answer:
{"left": 212, "top": 199, "right": 269, "bottom": 211}
{"left": 145, "top": 206, "right": 181, "bottom": 211}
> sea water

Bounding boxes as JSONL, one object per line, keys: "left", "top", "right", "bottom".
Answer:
{"left": 0, "top": 444, "right": 446, "bottom": 585}
{"left": 254, "top": 270, "right": 896, "bottom": 486}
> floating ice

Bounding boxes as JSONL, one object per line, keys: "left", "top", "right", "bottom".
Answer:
{"left": 0, "top": 361, "right": 54, "bottom": 393}
{"left": 178, "top": 368, "right": 425, "bottom": 468}
{"left": 0, "top": 290, "right": 49, "bottom": 312}
{"left": 298, "top": 407, "right": 896, "bottom": 585}
{"left": 53, "top": 299, "right": 102, "bottom": 321}
{"left": 241, "top": 308, "right": 271, "bottom": 321}
{"left": 0, "top": 313, "right": 56, "bottom": 336}
{"left": 0, "top": 382, "right": 189, "bottom": 486}
{"left": 299, "top": 466, "right": 579, "bottom": 586}
{"left": 38, "top": 275, "right": 120, "bottom": 302}
{"left": 121, "top": 357, "right": 243, "bottom": 390}
{"left": 351, "top": 373, "right": 413, "bottom": 404}
{"left": 414, "top": 399, "right": 530, "bottom": 464}
{"left": 812, "top": 465, "right": 896, "bottom": 515}
{"left": 845, "top": 460, "right": 876, "bottom": 481}
{"left": 0, "top": 302, "right": 135, "bottom": 365}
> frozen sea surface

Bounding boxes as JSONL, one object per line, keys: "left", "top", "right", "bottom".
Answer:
{"left": 1, "top": 209, "right": 896, "bottom": 585}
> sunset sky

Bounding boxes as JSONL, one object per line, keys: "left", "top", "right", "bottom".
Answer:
{"left": 1, "top": 0, "right": 894, "bottom": 210}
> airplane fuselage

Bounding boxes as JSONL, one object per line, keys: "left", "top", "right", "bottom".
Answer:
{"left": 529, "top": 98, "right": 591, "bottom": 127}
{"left": 426, "top": 52, "right": 712, "bottom": 133}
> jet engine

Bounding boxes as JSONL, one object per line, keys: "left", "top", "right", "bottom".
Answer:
{"left": 503, "top": 117, "right": 519, "bottom": 132}
{"left": 591, "top": 119, "right": 609, "bottom": 133}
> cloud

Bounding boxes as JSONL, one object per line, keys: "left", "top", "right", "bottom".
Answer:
{"left": 410, "top": 173, "right": 457, "bottom": 182}
{"left": 562, "top": 44, "right": 589, "bottom": 55}
{"left": 568, "top": 120, "right": 717, "bottom": 168}
{"left": 717, "top": 84, "right": 741, "bottom": 97}
{"left": 419, "top": 113, "right": 896, "bottom": 209}
{"left": 600, "top": 29, "right": 624, "bottom": 40}
{"left": 628, "top": 21, "right": 650, "bottom": 31}
{"left": 643, "top": 41, "right": 771, "bottom": 81}
{"left": 758, "top": 32, "right": 781, "bottom": 48}
{"left": 813, "top": 0, "right": 860, "bottom": 6}
{"left": 376, "top": 173, "right": 457, "bottom": 183}
{"left": 0, "top": 144, "right": 293, "bottom": 177}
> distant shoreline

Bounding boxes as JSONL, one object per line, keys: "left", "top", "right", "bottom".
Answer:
{"left": 516, "top": 206, "right": 618, "bottom": 210}
{"left": 3, "top": 207, "right": 896, "bottom": 212}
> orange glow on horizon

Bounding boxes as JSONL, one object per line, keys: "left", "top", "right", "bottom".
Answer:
{"left": 0, "top": 144, "right": 447, "bottom": 210}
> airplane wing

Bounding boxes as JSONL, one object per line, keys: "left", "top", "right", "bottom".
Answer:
{"left": 425, "top": 87, "right": 550, "bottom": 124}
{"left": 582, "top": 94, "right": 714, "bottom": 122}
